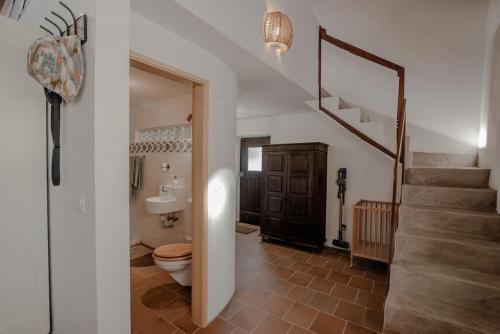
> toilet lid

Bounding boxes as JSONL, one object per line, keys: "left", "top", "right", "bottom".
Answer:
{"left": 153, "top": 243, "right": 192, "bottom": 259}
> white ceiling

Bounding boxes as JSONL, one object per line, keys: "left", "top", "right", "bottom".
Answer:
{"left": 131, "top": 1, "right": 313, "bottom": 119}
{"left": 129, "top": 67, "right": 192, "bottom": 111}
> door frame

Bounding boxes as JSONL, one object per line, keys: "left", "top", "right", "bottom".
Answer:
{"left": 239, "top": 137, "right": 270, "bottom": 225}
{"left": 129, "top": 52, "right": 209, "bottom": 326}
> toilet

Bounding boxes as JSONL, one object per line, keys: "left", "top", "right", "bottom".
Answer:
{"left": 152, "top": 243, "right": 192, "bottom": 286}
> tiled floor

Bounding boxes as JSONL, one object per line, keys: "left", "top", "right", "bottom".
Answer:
{"left": 130, "top": 229, "right": 388, "bottom": 334}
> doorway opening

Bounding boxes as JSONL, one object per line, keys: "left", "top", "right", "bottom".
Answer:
{"left": 128, "top": 55, "right": 208, "bottom": 330}
{"left": 239, "top": 137, "right": 270, "bottom": 225}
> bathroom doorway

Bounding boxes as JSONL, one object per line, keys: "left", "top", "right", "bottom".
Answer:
{"left": 128, "top": 54, "right": 208, "bottom": 331}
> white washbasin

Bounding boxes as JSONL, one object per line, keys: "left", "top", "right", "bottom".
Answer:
{"left": 146, "top": 196, "right": 182, "bottom": 214}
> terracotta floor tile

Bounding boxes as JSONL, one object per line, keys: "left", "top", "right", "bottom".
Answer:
{"left": 273, "top": 256, "right": 296, "bottom": 268}
{"left": 355, "top": 290, "right": 385, "bottom": 312}
{"left": 344, "top": 266, "right": 366, "bottom": 278}
{"left": 149, "top": 271, "right": 177, "bottom": 286}
{"left": 260, "top": 294, "right": 293, "bottom": 317}
{"left": 196, "top": 317, "right": 234, "bottom": 334}
{"left": 292, "top": 252, "right": 312, "bottom": 262}
{"left": 365, "top": 270, "right": 388, "bottom": 283}
{"left": 310, "top": 312, "right": 346, "bottom": 334}
{"left": 308, "top": 292, "right": 339, "bottom": 314}
{"left": 286, "top": 285, "right": 315, "bottom": 304}
{"left": 272, "top": 267, "right": 295, "bottom": 280}
{"left": 291, "top": 261, "right": 313, "bottom": 273}
{"left": 324, "top": 260, "right": 347, "bottom": 272}
{"left": 307, "top": 255, "right": 328, "bottom": 267}
{"left": 234, "top": 281, "right": 252, "bottom": 298}
{"left": 349, "top": 277, "right": 374, "bottom": 292}
{"left": 132, "top": 265, "right": 163, "bottom": 278}
{"left": 131, "top": 273, "right": 150, "bottom": 290}
{"left": 331, "top": 284, "right": 358, "bottom": 303}
{"left": 134, "top": 318, "right": 177, "bottom": 334}
{"left": 156, "top": 297, "right": 190, "bottom": 321}
{"left": 220, "top": 298, "right": 245, "bottom": 320}
{"left": 288, "top": 272, "right": 314, "bottom": 286}
{"left": 256, "top": 262, "right": 277, "bottom": 274}
{"left": 249, "top": 273, "right": 275, "bottom": 288}
{"left": 276, "top": 247, "right": 296, "bottom": 257}
{"left": 229, "top": 305, "right": 266, "bottom": 332}
{"left": 373, "top": 282, "right": 388, "bottom": 296}
{"left": 283, "top": 302, "right": 318, "bottom": 328}
{"left": 308, "top": 277, "right": 334, "bottom": 294}
{"left": 131, "top": 281, "right": 162, "bottom": 302}
{"left": 363, "top": 309, "right": 384, "bottom": 333}
{"left": 308, "top": 266, "right": 331, "bottom": 279}
{"left": 334, "top": 300, "right": 366, "bottom": 325}
{"left": 265, "top": 278, "right": 294, "bottom": 296}
{"left": 229, "top": 327, "right": 248, "bottom": 334}
{"left": 131, "top": 299, "right": 161, "bottom": 333}
{"left": 339, "top": 256, "right": 351, "bottom": 264}
{"left": 327, "top": 270, "right": 351, "bottom": 285}
{"left": 240, "top": 287, "right": 270, "bottom": 306}
{"left": 322, "top": 252, "right": 343, "bottom": 262}
{"left": 172, "top": 312, "right": 199, "bottom": 334}
{"left": 344, "top": 322, "right": 378, "bottom": 334}
{"left": 141, "top": 288, "right": 178, "bottom": 311}
{"left": 288, "top": 325, "right": 314, "bottom": 334}
{"left": 252, "top": 315, "right": 291, "bottom": 334}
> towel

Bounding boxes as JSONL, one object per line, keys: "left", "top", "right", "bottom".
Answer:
{"left": 129, "top": 156, "right": 143, "bottom": 200}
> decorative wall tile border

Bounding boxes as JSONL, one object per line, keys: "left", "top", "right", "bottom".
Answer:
{"left": 129, "top": 139, "right": 192, "bottom": 154}
{"left": 135, "top": 125, "right": 192, "bottom": 143}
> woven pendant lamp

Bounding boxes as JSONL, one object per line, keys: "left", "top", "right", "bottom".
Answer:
{"left": 264, "top": 11, "right": 293, "bottom": 53}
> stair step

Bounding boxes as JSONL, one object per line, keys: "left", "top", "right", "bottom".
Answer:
{"left": 394, "top": 227, "right": 500, "bottom": 274}
{"left": 402, "top": 185, "right": 497, "bottom": 211}
{"left": 399, "top": 205, "right": 500, "bottom": 241}
{"left": 390, "top": 256, "right": 500, "bottom": 316}
{"left": 384, "top": 290, "right": 500, "bottom": 334}
{"left": 412, "top": 152, "right": 477, "bottom": 168}
{"left": 405, "top": 167, "right": 490, "bottom": 188}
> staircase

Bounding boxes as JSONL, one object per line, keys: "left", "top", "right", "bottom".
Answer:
{"left": 384, "top": 152, "right": 500, "bottom": 334}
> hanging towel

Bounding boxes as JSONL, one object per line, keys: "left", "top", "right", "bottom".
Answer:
{"left": 129, "top": 156, "right": 143, "bottom": 200}
{"left": 27, "top": 35, "right": 84, "bottom": 102}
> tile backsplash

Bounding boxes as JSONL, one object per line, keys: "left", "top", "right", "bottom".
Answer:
{"left": 129, "top": 139, "right": 192, "bottom": 154}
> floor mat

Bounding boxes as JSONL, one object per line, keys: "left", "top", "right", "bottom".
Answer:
{"left": 236, "top": 222, "right": 259, "bottom": 234}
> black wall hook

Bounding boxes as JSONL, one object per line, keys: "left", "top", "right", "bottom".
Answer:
{"left": 44, "top": 17, "right": 63, "bottom": 36}
{"left": 50, "top": 11, "right": 70, "bottom": 35}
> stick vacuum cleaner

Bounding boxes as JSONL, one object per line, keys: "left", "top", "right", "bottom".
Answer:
{"left": 333, "top": 168, "right": 349, "bottom": 249}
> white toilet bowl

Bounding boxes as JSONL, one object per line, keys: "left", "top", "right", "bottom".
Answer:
{"left": 152, "top": 243, "right": 192, "bottom": 286}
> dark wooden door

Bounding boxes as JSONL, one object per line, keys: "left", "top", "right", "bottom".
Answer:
{"left": 239, "top": 137, "right": 270, "bottom": 225}
{"left": 286, "top": 151, "right": 315, "bottom": 244}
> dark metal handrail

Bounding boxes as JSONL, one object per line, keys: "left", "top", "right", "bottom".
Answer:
{"left": 318, "top": 26, "right": 406, "bottom": 264}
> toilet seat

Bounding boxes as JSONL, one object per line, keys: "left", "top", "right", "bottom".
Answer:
{"left": 153, "top": 243, "right": 192, "bottom": 261}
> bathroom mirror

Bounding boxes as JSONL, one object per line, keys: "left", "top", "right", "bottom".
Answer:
{"left": 0, "top": 0, "right": 30, "bottom": 20}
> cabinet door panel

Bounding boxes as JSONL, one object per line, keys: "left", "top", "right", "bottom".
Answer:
{"left": 286, "top": 151, "right": 314, "bottom": 243}
{"left": 261, "top": 152, "right": 287, "bottom": 238}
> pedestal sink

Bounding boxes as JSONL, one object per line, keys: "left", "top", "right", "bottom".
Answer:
{"left": 146, "top": 196, "right": 182, "bottom": 214}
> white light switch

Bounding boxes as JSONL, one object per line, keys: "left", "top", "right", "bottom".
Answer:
{"left": 78, "top": 195, "right": 86, "bottom": 214}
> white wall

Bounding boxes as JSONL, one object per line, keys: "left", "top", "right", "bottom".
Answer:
{"left": 130, "top": 93, "right": 193, "bottom": 248}
{"left": 312, "top": 0, "right": 488, "bottom": 154}
{"left": 238, "top": 113, "right": 394, "bottom": 247}
{"left": 172, "top": 0, "right": 319, "bottom": 97}
{"left": 20, "top": 1, "right": 100, "bottom": 333}
{"left": 479, "top": 0, "right": 500, "bottom": 212}
{"left": 131, "top": 12, "right": 238, "bottom": 322}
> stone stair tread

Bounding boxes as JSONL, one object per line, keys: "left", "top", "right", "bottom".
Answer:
{"left": 404, "top": 184, "right": 496, "bottom": 193}
{"left": 402, "top": 203, "right": 500, "bottom": 217}
{"left": 386, "top": 290, "right": 500, "bottom": 333}
{"left": 398, "top": 226, "right": 500, "bottom": 250}
{"left": 393, "top": 256, "right": 500, "bottom": 289}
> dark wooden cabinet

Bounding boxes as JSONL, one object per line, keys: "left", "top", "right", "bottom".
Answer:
{"left": 261, "top": 143, "right": 328, "bottom": 251}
